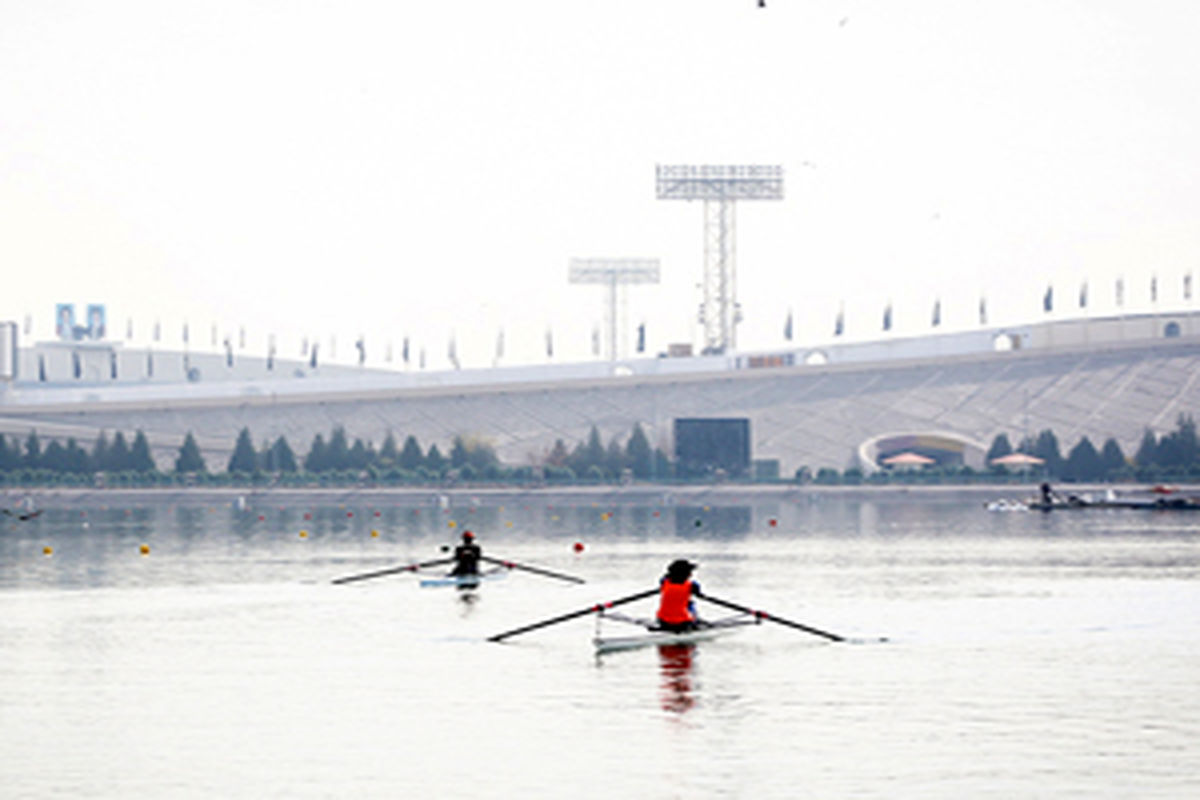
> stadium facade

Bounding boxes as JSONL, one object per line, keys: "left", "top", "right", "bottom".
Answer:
{"left": 1, "top": 310, "right": 1198, "bottom": 476}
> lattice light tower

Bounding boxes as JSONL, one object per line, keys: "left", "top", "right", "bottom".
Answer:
{"left": 656, "top": 164, "right": 784, "bottom": 354}
{"left": 569, "top": 258, "right": 661, "bottom": 361}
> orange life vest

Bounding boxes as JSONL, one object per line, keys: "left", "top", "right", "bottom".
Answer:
{"left": 657, "top": 579, "right": 695, "bottom": 624}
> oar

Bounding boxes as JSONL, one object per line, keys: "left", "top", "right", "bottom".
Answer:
{"left": 480, "top": 555, "right": 586, "bottom": 584}
{"left": 695, "top": 591, "right": 845, "bottom": 642}
{"left": 488, "top": 587, "right": 658, "bottom": 642}
{"left": 331, "top": 557, "right": 455, "bottom": 585}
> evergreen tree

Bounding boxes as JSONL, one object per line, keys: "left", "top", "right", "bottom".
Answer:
{"left": 41, "top": 440, "right": 68, "bottom": 472}
{"left": 23, "top": 430, "right": 42, "bottom": 469}
{"left": 1134, "top": 429, "right": 1159, "bottom": 467}
{"left": 348, "top": 438, "right": 371, "bottom": 470}
{"left": 545, "top": 439, "right": 570, "bottom": 468}
{"left": 64, "top": 438, "right": 91, "bottom": 474}
{"left": 228, "top": 427, "right": 259, "bottom": 473}
{"left": 1031, "top": 430, "right": 1064, "bottom": 477}
{"left": 399, "top": 435, "right": 424, "bottom": 471}
{"left": 109, "top": 432, "right": 132, "bottom": 472}
{"left": 1063, "top": 436, "right": 1102, "bottom": 481}
{"left": 465, "top": 439, "right": 499, "bottom": 473}
{"left": 625, "top": 424, "right": 653, "bottom": 478}
{"left": 175, "top": 432, "right": 207, "bottom": 473}
{"left": 0, "top": 435, "right": 17, "bottom": 471}
{"left": 604, "top": 437, "right": 626, "bottom": 478}
{"left": 304, "top": 434, "right": 327, "bottom": 472}
{"left": 92, "top": 432, "right": 110, "bottom": 472}
{"left": 986, "top": 432, "right": 1013, "bottom": 462}
{"left": 378, "top": 432, "right": 399, "bottom": 466}
{"left": 426, "top": 443, "right": 446, "bottom": 475}
{"left": 568, "top": 426, "right": 606, "bottom": 476}
{"left": 130, "top": 431, "right": 156, "bottom": 472}
{"left": 1157, "top": 414, "right": 1199, "bottom": 470}
{"left": 267, "top": 436, "right": 298, "bottom": 472}
{"left": 1099, "top": 438, "right": 1126, "bottom": 476}
{"left": 449, "top": 436, "right": 469, "bottom": 469}
{"left": 326, "top": 426, "right": 351, "bottom": 471}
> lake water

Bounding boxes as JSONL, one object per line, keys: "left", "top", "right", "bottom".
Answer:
{"left": 2, "top": 486, "right": 1198, "bottom": 798}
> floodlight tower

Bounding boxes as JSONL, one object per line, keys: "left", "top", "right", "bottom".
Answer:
{"left": 569, "top": 258, "right": 661, "bottom": 361}
{"left": 656, "top": 164, "right": 784, "bottom": 354}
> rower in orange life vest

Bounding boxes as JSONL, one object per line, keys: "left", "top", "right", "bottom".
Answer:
{"left": 450, "top": 531, "right": 482, "bottom": 576}
{"left": 656, "top": 559, "right": 702, "bottom": 632}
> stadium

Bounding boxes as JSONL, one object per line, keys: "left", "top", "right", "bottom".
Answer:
{"left": 2, "top": 306, "right": 1197, "bottom": 477}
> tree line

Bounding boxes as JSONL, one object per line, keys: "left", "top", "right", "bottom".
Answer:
{"left": 0, "top": 423, "right": 674, "bottom": 486}
{"left": 5, "top": 415, "right": 1200, "bottom": 487}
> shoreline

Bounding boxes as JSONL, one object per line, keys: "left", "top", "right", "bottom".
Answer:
{"left": 1, "top": 481, "right": 1170, "bottom": 507}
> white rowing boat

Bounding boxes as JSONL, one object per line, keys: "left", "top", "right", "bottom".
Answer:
{"left": 592, "top": 611, "right": 761, "bottom": 653}
{"left": 418, "top": 570, "right": 507, "bottom": 588}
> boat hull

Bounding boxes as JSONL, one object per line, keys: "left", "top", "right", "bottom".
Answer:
{"left": 593, "top": 624, "right": 746, "bottom": 653}
{"left": 419, "top": 572, "right": 506, "bottom": 588}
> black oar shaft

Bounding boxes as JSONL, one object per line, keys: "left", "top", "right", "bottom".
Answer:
{"left": 488, "top": 587, "right": 658, "bottom": 642}
{"left": 480, "top": 555, "right": 585, "bottom": 584}
{"left": 696, "top": 591, "right": 844, "bottom": 642}
{"left": 332, "top": 557, "right": 454, "bottom": 585}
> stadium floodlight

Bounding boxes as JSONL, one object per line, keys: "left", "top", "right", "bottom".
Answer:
{"left": 569, "top": 258, "right": 660, "bottom": 361}
{"left": 657, "top": 164, "right": 783, "bottom": 354}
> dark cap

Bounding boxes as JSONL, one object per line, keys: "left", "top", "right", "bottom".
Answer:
{"left": 666, "top": 559, "right": 696, "bottom": 578}
{"left": 462, "top": 531, "right": 475, "bottom": 540}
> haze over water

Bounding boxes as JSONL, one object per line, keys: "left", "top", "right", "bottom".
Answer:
{"left": 2, "top": 487, "right": 1198, "bottom": 798}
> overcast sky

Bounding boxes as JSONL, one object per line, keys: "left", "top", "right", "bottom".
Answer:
{"left": 3, "top": 1, "right": 1198, "bottom": 368}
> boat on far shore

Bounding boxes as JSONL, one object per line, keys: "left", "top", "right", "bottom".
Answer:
{"left": 988, "top": 484, "right": 1200, "bottom": 512}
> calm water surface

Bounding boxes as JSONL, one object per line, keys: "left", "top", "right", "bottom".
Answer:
{"left": 2, "top": 487, "right": 1198, "bottom": 798}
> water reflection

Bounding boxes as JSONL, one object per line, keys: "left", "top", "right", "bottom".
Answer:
{"left": 456, "top": 587, "right": 480, "bottom": 616}
{"left": 674, "top": 506, "right": 752, "bottom": 537}
{"left": 658, "top": 644, "right": 696, "bottom": 714}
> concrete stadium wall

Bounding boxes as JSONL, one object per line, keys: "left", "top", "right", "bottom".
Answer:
{"left": 3, "top": 335, "right": 1200, "bottom": 476}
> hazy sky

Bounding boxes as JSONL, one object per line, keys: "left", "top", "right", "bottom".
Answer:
{"left": 3, "top": 1, "right": 1199, "bottom": 368}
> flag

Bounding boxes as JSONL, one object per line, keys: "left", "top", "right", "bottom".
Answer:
{"left": 310, "top": 343, "right": 319, "bottom": 369}
{"left": 1115, "top": 277, "right": 1124, "bottom": 307}
{"left": 356, "top": 337, "right": 365, "bottom": 365}
{"left": 882, "top": 303, "right": 892, "bottom": 331}
{"left": 784, "top": 311, "right": 793, "bottom": 341}
{"left": 637, "top": 322, "right": 646, "bottom": 353}
{"left": 402, "top": 337, "right": 409, "bottom": 364}
{"left": 931, "top": 299, "right": 941, "bottom": 327}
{"left": 1043, "top": 286, "right": 1053, "bottom": 313}
{"left": 1079, "top": 282, "right": 1088, "bottom": 308}
{"left": 1185, "top": 273, "right": 1193, "bottom": 301}
{"left": 834, "top": 308, "right": 844, "bottom": 337}
{"left": 979, "top": 296, "right": 987, "bottom": 325}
